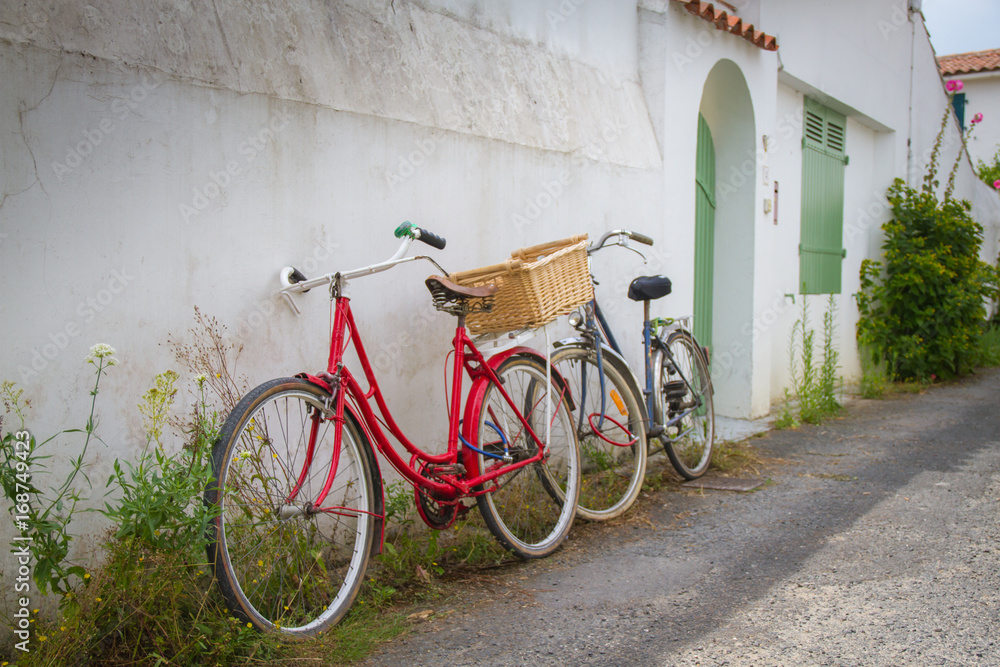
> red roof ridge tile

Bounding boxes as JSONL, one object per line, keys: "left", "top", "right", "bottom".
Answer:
{"left": 672, "top": 0, "right": 778, "bottom": 52}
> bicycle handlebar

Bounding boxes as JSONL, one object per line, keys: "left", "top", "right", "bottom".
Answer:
{"left": 278, "top": 223, "right": 448, "bottom": 312}
{"left": 591, "top": 229, "right": 654, "bottom": 253}
{"left": 395, "top": 221, "right": 446, "bottom": 250}
{"left": 630, "top": 231, "right": 654, "bottom": 246}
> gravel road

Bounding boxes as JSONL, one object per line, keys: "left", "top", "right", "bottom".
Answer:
{"left": 363, "top": 368, "right": 1000, "bottom": 667}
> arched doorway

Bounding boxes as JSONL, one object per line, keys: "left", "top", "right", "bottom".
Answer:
{"left": 697, "top": 59, "right": 756, "bottom": 417}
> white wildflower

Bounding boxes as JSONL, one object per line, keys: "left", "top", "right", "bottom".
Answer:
{"left": 86, "top": 343, "right": 119, "bottom": 366}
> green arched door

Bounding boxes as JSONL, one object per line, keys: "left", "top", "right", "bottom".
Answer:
{"left": 694, "top": 114, "right": 716, "bottom": 350}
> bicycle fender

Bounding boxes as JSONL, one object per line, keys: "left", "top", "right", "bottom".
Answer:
{"left": 551, "top": 341, "right": 649, "bottom": 425}
{"left": 459, "top": 347, "right": 571, "bottom": 479}
{"left": 294, "top": 373, "right": 387, "bottom": 555}
{"left": 295, "top": 372, "right": 332, "bottom": 392}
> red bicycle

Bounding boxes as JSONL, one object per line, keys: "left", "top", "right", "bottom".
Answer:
{"left": 204, "top": 223, "right": 581, "bottom": 635}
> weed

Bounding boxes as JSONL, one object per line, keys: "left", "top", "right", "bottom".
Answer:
{"left": 894, "top": 378, "right": 931, "bottom": 394}
{"left": 782, "top": 296, "right": 843, "bottom": 426}
{"left": 443, "top": 519, "right": 508, "bottom": 567}
{"left": 859, "top": 345, "right": 891, "bottom": 399}
{"left": 813, "top": 473, "right": 857, "bottom": 482}
{"left": 167, "top": 306, "right": 249, "bottom": 413}
{"left": 976, "top": 145, "right": 1000, "bottom": 192}
{"left": 710, "top": 439, "right": 763, "bottom": 475}
{"left": 0, "top": 344, "right": 118, "bottom": 599}
{"left": 2, "top": 347, "right": 281, "bottom": 665}
{"left": 774, "top": 389, "right": 800, "bottom": 429}
{"left": 975, "top": 322, "right": 1000, "bottom": 367}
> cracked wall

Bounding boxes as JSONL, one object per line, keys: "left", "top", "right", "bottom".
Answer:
{"left": 0, "top": 0, "right": 669, "bottom": 597}
{"left": 0, "top": 0, "right": 659, "bottom": 168}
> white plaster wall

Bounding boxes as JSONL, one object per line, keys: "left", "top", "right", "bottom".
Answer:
{"left": 638, "top": 4, "right": 778, "bottom": 419}
{"left": 0, "top": 0, "right": 666, "bottom": 578}
{"left": 0, "top": 0, "right": 659, "bottom": 169}
{"left": 417, "top": 0, "right": 640, "bottom": 80}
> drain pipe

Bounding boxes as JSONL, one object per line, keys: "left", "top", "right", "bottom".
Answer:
{"left": 906, "top": 1, "right": 919, "bottom": 186}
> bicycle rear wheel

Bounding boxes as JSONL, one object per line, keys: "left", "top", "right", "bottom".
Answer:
{"left": 472, "top": 354, "right": 580, "bottom": 559}
{"left": 653, "top": 330, "right": 714, "bottom": 479}
{"left": 550, "top": 345, "right": 646, "bottom": 521}
{"left": 205, "top": 378, "right": 378, "bottom": 635}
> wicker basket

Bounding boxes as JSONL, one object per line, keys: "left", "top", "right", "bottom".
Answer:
{"left": 448, "top": 235, "right": 593, "bottom": 334}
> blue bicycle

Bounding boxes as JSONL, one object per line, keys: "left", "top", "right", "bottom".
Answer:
{"left": 551, "top": 230, "right": 715, "bottom": 521}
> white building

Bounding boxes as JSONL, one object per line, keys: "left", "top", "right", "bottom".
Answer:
{"left": 938, "top": 48, "right": 1000, "bottom": 169}
{"left": 2, "top": 0, "right": 999, "bottom": 574}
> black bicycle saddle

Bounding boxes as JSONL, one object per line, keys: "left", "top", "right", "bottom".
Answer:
{"left": 627, "top": 275, "right": 672, "bottom": 302}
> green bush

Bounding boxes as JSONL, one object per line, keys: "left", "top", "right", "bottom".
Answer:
{"left": 977, "top": 145, "right": 1000, "bottom": 192}
{"left": 857, "top": 179, "right": 1000, "bottom": 380}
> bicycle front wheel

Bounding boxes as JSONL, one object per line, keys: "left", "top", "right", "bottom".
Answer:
{"left": 206, "top": 378, "right": 378, "bottom": 635}
{"left": 550, "top": 345, "right": 646, "bottom": 521}
{"left": 472, "top": 354, "right": 580, "bottom": 559}
{"left": 653, "top": 331, "right": 715, "bottom": 479}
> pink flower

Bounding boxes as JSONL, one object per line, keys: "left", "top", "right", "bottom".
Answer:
{"left": 972, "top": 112, "right": 983, "bottom": 124}
{"left": 994, "top": 179, "right": 1000, "bottom": 190}
{"left": 946, "top": 79, "right": 964, "bottom": 93}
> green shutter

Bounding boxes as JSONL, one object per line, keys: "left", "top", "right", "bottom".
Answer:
{"left": 799, "top": 98, "right": 847, "bottom": 295}
{"left": 694, "top": 114, "right": 715, "bottom": 349}
{"left": 952, "top": 92, "right": 966, "bottom": 129}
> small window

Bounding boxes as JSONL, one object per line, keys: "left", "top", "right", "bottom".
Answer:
{"left": 952, "top": 92, "right": 966, "bottom": 129}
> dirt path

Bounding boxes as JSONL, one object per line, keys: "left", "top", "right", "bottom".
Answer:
{"left": 363, "top": 369, "right": 1000, "bottom": 666}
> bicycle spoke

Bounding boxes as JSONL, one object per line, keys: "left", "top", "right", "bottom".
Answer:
{"left": 474, "top": 355, "right": 580, "bottom": 558}
{"left": 207, "top": 380, "right": 375, "bottom": 635}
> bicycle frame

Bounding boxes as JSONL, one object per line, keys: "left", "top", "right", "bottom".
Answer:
{"left": 581, "top": 286, "right": 702, "bottom": 439}
{"left": 291, "top": 274, "right": 561, "bottom": 518}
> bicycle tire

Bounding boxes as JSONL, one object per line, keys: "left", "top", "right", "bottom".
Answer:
{"left": 653, "top": 330, "right": 715, "bottom": 480}
{"left": 550, "top": 345, "right": 647, "bottom": 521}
{"left": 205, "top": 378, "right": 378, "bottom": 635}
{"left": 472, "top": 354, "right": 580, "bottom": 558}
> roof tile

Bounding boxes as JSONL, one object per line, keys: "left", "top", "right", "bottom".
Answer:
{"left": 672, "top": 0, "right": 779, "bottom": 52}
{"left": 937, "top": 48, "right": 1000, "bottom": 75}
